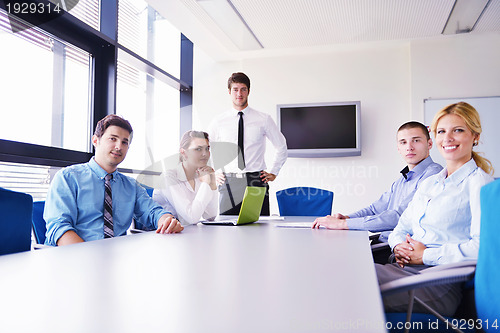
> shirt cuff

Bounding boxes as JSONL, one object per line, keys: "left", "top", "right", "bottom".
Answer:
{"left": 346, "top": 217, "right": 366, "bottom": 230}
{"left": 422, "top": 248, "right": 440, "bottom": 266}
{"left": 269, "top": 168, "right": 280, "bottom": 177}
{"left": 50, "top": 225, "right": 76, "bottom": 246}
{"left": 388, "top": 234, "right": 406, "bottom": 250}
{"left": 347, "top": 211, "right": 362, "bottom": 219}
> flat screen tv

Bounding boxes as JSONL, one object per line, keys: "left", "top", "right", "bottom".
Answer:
{"left": 277, "top": 101, "right": 361, "bottom": 158}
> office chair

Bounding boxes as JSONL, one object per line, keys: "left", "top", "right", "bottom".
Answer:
{"left": 130, "top": 183, "right": 156, "bottom": 233}
{"left": 475, "top": 179, "right": 500, "bottom": 333}
{"left": 381, "top": 260, "right": 477, "bottom": 333}
{"left": 32, "top": 201, "right": 47, "bottom": 245}
{"left": 141, "top": 183, "right": 154, "bottom": 198}
{"left": 0, "top": 187, "right": 33, "bottom": 255}
{"left": 276, "top": 187, "right": 333, "bottom": 216}
{"left": 378, "top": 178, "right": 500, "bottom": 333}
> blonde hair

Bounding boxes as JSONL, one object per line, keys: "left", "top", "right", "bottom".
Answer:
{"left": 430, "top": 102, "right": 493, "bottom": 175}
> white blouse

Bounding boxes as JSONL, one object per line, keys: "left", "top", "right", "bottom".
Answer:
{"left": 153, "top": 163, "right": 218, "bottom": 225}
{"left": 388, "top": 158, "right": 494, "bottom": 265}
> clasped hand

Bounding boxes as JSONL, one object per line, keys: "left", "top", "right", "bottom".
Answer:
{"left": 393, "top": 234, "right": 426, "bottom": 267}
{"left": 197, "top": 166, "right": 217, "bottom": 189}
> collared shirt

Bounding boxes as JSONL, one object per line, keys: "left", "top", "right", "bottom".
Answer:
{"left": 388, "top": 158, "right": 494, "bottom": 266}
{"left": 207, "top": 106, "right": 288, "bottom": 175}
{"left": 44, "top": 158, "right": 170, "bottom": 245}
{"left": 152, "top": 163, "right": 218, "bottom": 226}
{"left": 347, "top": 156, "right": 442, "bottom": 232}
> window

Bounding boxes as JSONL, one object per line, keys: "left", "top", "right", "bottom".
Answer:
{"left": 0, "top": 11, "right": 92, "bottom": 152}
{"left": 66, "top": 0, "right": 101, "bottom": 31}
{"left": 116, "top": 52, "right": 180, "bottom": 171}
{"left": 0, "top": 1, "right": 192, "bottom": 199}
{"left": 118, "top": 0, "right": 181, "bottom": 78}
{"left": 0, "top": 161, "right": 57, "bottom": 201}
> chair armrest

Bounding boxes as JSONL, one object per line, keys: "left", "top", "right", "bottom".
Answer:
{"left": 380, "top": 266, "right": 476, "bottom": 297}
{"left": 371, "top": 242, "right": 390, "bottom": 252}
{"left": 419, "top": 260, "right": 477, "bottom": 273}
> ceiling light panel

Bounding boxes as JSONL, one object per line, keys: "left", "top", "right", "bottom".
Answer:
{"left": 473, "top": 0, "right": 500, "bottom": 33}
{"left": 231, "top": 0, "right": 456, "bottom": 49}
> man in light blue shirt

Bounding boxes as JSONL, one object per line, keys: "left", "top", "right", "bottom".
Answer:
{"left": 313, "top": 121, "right": 442, "bottom": 234}
{"left": 45, "top": 115, "right": 183, "bottom": 246}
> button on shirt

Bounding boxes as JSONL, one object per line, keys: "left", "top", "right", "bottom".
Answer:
{"left": 388, "top": 158, "right": 494, "bottom": 266}
{"left": 44, "top": 158, "right": 170, "bottom": 245}
{"left": 207, "top": 107, "right": 288, "bottom": 175}
{"left": 347, "top": 156, "right": 442, "bottom": 232}
{"left": 153, "top": 163, "right": 218, "bottom": 226}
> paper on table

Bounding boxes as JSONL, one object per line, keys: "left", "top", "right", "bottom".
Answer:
{"left": 274, "top": 222, "right": 382, "bottom": 237}
{"left": 258, "top": 216, "right": 285, "bottom": 221}
{"left": 274, "top": 222, "right": 323, "bottom": 228}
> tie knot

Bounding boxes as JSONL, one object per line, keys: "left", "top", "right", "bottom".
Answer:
{"left": 105, "top": 174, "right": 113, "bottom": 181}
{"left": 238, "top": 111, "right": 243, "bottom": 117}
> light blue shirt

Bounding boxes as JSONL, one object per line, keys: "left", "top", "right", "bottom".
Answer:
{"left": 44, "top": 158, "right": 171, "bottom": 245}
{"left": 347, "top": 156, "right": 442, "bottom": 232}
{"left": 388, "top": 158, "right": 494, "bottom": 266}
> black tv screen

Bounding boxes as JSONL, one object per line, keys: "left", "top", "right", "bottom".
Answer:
{"left": 277, "top": 102, "right": 361, "bottom": 157}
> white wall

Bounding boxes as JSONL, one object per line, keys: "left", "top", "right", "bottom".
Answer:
{"left": 192, "top": 32, "right": 500, "bottom": 215}
{"left": 410, "top": 32, "right": 500, "bottom": 119}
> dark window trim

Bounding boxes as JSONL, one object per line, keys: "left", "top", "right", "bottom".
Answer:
{"left": 180, "top": 33, "right": 194, "bottom": 139}
{"left": 118, "top": 44, "right": 191, "bottom": 91}
{"left": 0, "top": 139, "right": 92, "bottom": 167}
{"left": 0, "top": 0, "right": 194, "bottom": 169}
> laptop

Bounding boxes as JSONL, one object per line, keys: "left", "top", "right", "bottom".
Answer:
{"left": 202, "top": 186, "right": 266, "bottom": 225}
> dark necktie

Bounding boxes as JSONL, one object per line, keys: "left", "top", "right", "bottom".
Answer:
{"left": 238, "top": 111, "right": 245, "bottom": 170}
{"left": 103, "top": 173, "right": 113, "bottom": 238}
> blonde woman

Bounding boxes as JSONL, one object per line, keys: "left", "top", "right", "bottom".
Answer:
{"left": 153, "top": 131, "right": 218, "bottom": 225}
{"left": 376, "top": 102, "right": 494, "bottom": 316}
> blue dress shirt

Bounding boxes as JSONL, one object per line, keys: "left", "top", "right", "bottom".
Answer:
{"left": 44, "top": 158, "right": 170, "bottom": 245}
{"left": 347, "top": 156, "right": 442, "bottom": 232}
{"left": 388, "top": 158, "right": 494, "bottom": 265}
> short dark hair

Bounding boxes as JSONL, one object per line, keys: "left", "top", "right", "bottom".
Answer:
{"left": 227, "top": 72, "right": 250, "bottom": 91}
{"left": 94, "top": 114, "right": 133, "bottom": 140}
{"left": 397, "top": 121, "right": 430, "bottom": 140}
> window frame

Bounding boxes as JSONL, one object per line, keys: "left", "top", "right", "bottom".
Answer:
{"left": 0, "top": 0, "right": 192, "bottom": 169}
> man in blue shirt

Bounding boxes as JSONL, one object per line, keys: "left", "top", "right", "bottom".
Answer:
{"left": 312, "top": 121, "right": 442, "bottom": 234}
{"left": 45, "top": 115, "right": 183, "bottom": 246}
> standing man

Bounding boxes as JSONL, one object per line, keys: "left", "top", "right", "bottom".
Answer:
{"left": 45, "top": 114, "right": 183, "bottom": 246}
{"left": 313, "top": 121, "right": 442, "bottom": 235}
{"left": 208, "top": 72, "right": 288, "bottom": 215}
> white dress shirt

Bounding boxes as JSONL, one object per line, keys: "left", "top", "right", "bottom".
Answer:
{"left": 388, "top": 158, "right": 494, "bottom": 266}
{"left": 152, "top": 163, "right": 218, "bottom": 225}
{"left": 207, "top": 106, "right": 288, "bottom": 175}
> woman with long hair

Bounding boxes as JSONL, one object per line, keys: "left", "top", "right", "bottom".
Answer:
{"left": 153, "top": 130, "right": 218, "bottom": 225}
{"left": 376, "top": 102, "right": 494, "bottom": 316}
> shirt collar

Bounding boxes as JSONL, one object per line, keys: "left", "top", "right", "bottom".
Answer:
{"left": 176, "top": 163, "right": 188, "bottom": 182}
{"left": 233, "top": 106, "right": 249, "bottom": 115}
{"left": 89, "top": 157, "right": 118, "bottom": 180}
{"left": 400, "top": 156, "right": 435, "bottom": 180}
{"left": 400, "top": 166, "right": 410, "bottom": 180}
{"left": 438, "top": 158, "right": 478, "bottom": 185}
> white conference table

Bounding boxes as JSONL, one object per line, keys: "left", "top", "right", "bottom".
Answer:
{"left": 0, "top": 217, "right": 387, "bottom": 333}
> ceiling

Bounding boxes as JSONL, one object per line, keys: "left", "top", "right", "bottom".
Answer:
{"left": 148, "top": 0, "right": 500, "bottom": 60}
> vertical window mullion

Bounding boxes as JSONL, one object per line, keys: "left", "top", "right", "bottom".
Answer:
{"left": 180, "top": 34, "right": 193, "bottom": 139}
{"left": 145, "top": 5, "right": 155, "bottom": 164}
{"left": 51, "top": 39, "right": 65, "bottom": 148}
